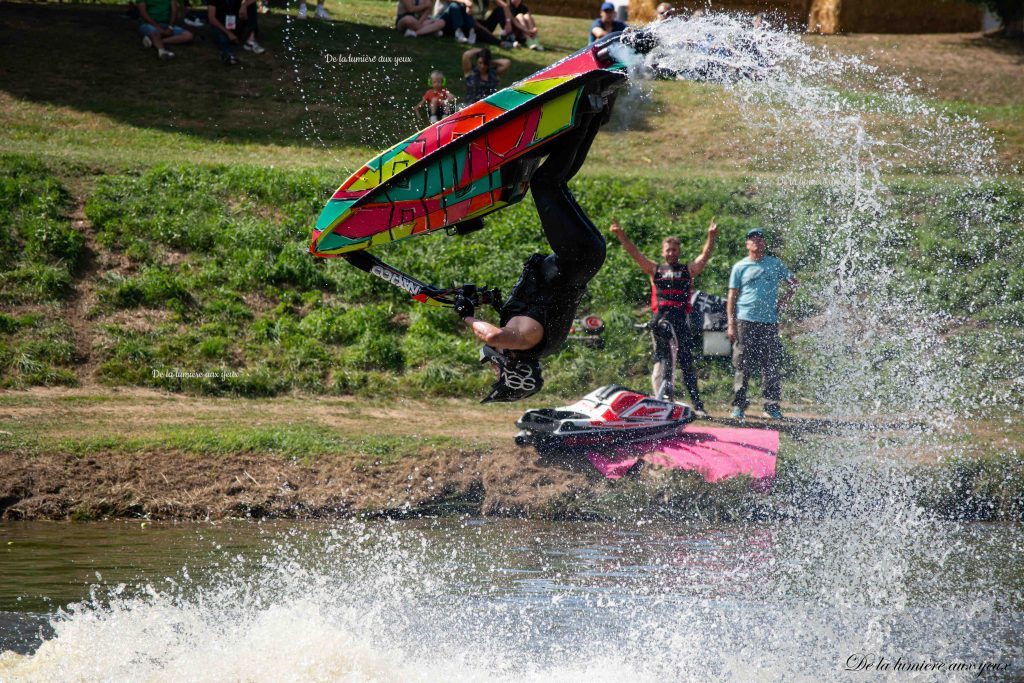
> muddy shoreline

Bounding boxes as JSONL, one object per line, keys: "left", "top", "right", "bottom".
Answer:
{"left": 0, "top": 446, "right": 609, "bottom": 522}
{"left": 2, "top": 388, "right": 1021, "bottom": 523}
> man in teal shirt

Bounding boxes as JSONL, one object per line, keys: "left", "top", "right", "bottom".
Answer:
{"left": 727, "top": 228, "right": 798, "bottom": 419}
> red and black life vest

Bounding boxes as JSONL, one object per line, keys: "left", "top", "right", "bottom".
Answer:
{"left": 650, "top": 263, "right": 692, "bottom": 313}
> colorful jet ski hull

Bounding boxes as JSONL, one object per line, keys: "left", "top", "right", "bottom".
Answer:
{"left": 310, "top": 40, "right": 629, "bottom": 258}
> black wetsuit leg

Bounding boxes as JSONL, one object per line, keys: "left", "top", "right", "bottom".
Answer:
{"left": 651, "top": 311, "right": 702, "bottom": 408}
{"left": 665, "top": 312, "right": 703, "bottom": 409}
{"left": 524, "top": 111, "right": 607, "bottom": 356}
{"left": 531, "top": 111, "right": 606, "bottom": 278}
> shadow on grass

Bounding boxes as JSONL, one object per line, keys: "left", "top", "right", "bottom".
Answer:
{"left": 0, "top": 2, "right": 570, "bottom": 152}
{"left": 963, "top": 32, "right": 1024, "bottom": 64}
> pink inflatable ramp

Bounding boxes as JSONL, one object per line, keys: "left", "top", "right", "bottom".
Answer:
{"left": 586, "top": 425, "right": 779, "bottom": 485}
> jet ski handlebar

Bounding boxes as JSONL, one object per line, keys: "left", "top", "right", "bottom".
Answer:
{"left": 446, "top": 283, "right": 504, "bottom": 312}
{"left": 634, "top": 318, "right": 674, "bottom": 339}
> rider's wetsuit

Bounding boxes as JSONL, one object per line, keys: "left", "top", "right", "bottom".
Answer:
{"left": 501, "top": 110, "right": 607, "bottom": 359}
{"left": 480, "top": 105, "right": 608, "bottom": 402}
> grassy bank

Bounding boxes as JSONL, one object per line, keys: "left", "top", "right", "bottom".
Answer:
{"left": 1, "top": 2, "right": 1022, "bottom": 521}
{"left": 0, "top": 388, "right": 1021, "bottom": 521}
{"left": 1, "top": 156, "right": 1022, "bottom": 410}
{"left": 1, "top": 2, "right": 1023, "bottom": 174}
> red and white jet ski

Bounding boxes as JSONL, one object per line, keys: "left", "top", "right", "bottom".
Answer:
{"left": 515, "top": 384, "right": 694, "bottom": 451}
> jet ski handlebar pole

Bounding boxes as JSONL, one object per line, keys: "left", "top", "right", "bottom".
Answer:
{"left": 343, "top": 251, "right": 502, "bottom": 311}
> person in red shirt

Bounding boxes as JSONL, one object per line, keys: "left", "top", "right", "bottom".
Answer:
{"left": 610, "top": 219, "right": 718, "bottom": 417}
{"left": 412, "top": 71, "right": 456, "bottom": 123}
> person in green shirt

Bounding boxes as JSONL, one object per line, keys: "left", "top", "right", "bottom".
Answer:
{"left": 138, "top": 0, "right": 194, "bottom": 59}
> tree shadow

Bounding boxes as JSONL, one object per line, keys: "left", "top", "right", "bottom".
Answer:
{"left": 961, "top": 32, "right": 1024, "bottom": 64}
{"left": 0, "top": 2, "right": 567, "bottom": 152}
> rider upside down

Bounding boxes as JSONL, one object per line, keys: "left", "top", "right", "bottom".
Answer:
{"left": 455, "top": 105, "right": 609, "bottom": 403}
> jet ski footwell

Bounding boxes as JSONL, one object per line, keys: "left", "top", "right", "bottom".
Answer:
{"left": 586, "top": 424, "right": 778, "bottom": 486}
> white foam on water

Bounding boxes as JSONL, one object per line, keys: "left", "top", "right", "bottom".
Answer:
{"left": 0, "top": 518, "right": 1020, "bottom": 681}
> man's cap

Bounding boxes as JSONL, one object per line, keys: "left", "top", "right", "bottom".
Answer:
{"left": 600, "top": 2, "right": 615, "bottom": 11}
{"left": 746, "top": 228, "right": 765, "bottom": 239}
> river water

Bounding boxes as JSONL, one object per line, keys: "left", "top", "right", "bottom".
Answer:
{"left": 0, "top": 517, "right": 1021, "bottom": 681}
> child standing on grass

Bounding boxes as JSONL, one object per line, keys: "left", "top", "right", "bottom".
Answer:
{"left": 413, "top": 71, "right": 456, "bottom": 123}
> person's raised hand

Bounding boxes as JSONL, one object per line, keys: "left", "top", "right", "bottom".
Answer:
{"left": 609, "top": 220, "right": 623, "bottom": 237}
{"left": 708, "top": 218, "right": 718, "bottom": 236}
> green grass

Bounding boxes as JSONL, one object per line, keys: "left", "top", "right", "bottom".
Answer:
{"left": 2, "top": 1, "right": 1022, "bottom": 174}
{"left": 51, "top": 424, "right": 467, "bottom": 464}
{"left": 1, "top": 155, "right": 1021, "bottom": 406}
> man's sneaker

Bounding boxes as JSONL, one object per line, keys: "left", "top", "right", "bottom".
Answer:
{"left": 762, "top": 406, "right": 784, "bottom": 420}
{"left": 158, "top": 48, "right": 175, "bottom": 59}
{"left": 499, "top": 39, "right": 513, "bottom": 48}
{"left": 183, "top": 16, "right": 205, "bottom": 27}
{"left": 244, "top": 39, "right": 266, "bottom": 54}
{"left": 142, "top": 35, "right": 153, "bottom": 49}
{"left": 297, "top": 3, "right": 308, "bottom": 18}
{"left": 314, "top": 5, "right": 330, "bottom": 18}
{"left": 467, "top": 28, "right": 476, "bottom": 44}
{"left": 693, "top": 407, "right": 710, "bottom": 419}
{"left": 403, "top": 28, "right": 417, "bottom": 37}
{"left": 435, "top": 29, "right": 444, "bottom": 37}
{"left": 730, "top": 407, "right": 745, "bottom": 419}
{"left": 222, "top": 52, "right": 239, "bottom": 65}
{"left": 527, "top": 37, "right": 543, "bottom": 50}
{"left": 454, "top": 28, "right": 467, "bottom": 43}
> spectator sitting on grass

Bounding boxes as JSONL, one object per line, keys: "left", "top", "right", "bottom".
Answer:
{"left": 207, "top": 0, "right": 266, "bottom": 65}
{"left": 413, "top": 70, "right": 456, "bottom": 123}
{"left": 297, "top": 0, "right": 329, "bottom": 19}
{"left": 589, "top": 1, "right": 625, "bottom": 43}
{"left": 478, "top": 0, "right": 542, "bottom": 49}
{"left": 435, "top": 0, "right": 477, "bottom": 43}
{"left": 397, "top": 0, "right": 446, "bottom": 38}
{"left": 462, "top": 47, "right": 511, "bottom": 104}
{"left": 137, "top": 0, "right": 194, "bottom": 60}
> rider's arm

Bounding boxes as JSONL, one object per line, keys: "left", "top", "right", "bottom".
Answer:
{"left": 465, "top": 315, "right": 543, "bottom": 351}
{"left": 610, "top": 222, "right": 656, "bottom": 277}
{"left": 689, "top": 219, "right": 717, "bottom": 277}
